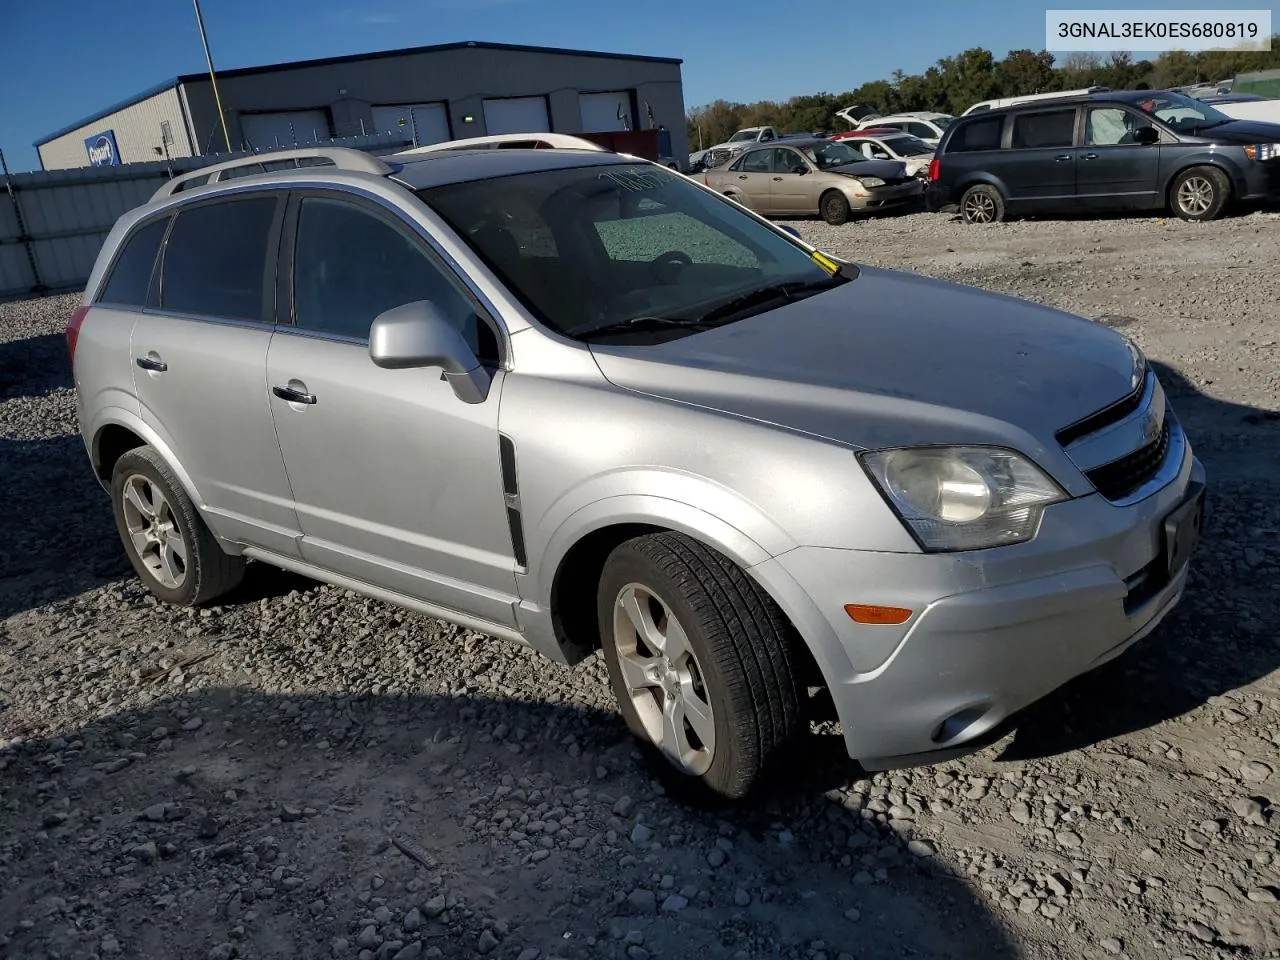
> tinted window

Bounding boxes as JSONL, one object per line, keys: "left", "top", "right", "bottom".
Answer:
{"left": 907, "top": 122, "right": 937, "bottom": 139}
{"left": 292, "top": 196, "right": 492, "bottom": 357}
{"left": 949, "top": 117, "right": 1003, "bottom": 152}
{"left": 161, "top": 197, "right": 277, "bottom": 321}
{"left": 99, "top": 218, "right": 168, "bottom": 306}
{"left": 1011, "top": 109, "right": 1076, "bottom": 149}
{"left": 740, "top": 150, "right": 772, "bottom": 172}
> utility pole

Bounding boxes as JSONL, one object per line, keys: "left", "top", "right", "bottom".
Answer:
{"left": 192, "top": 0, "right": 232, "bottom": 153}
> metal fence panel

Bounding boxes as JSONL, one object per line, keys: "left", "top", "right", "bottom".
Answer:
{"left": 0, "top": 245, "right": 36, "bottom": 295}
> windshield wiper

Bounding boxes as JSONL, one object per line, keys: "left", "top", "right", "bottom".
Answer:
{"left": 575, "top": 315, "right": 723, "bottom": 340}
{"left": 692, "top": 276, "right": 847, "bottom": 326}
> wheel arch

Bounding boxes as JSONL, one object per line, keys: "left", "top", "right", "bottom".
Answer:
{"left": 1163, "top": 158, "right": 1239, "bottom": 208}
{"left": 89, "top": 408, "right": 204, "bottom": 508}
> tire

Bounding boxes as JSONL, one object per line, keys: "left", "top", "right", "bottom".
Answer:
{"left": 820, "top": 190, "right": 851, "bottom": 225}
{"left": 597, "top": 532, "right": 805, "bottom": 801}
{"left": 110, "top": 445, "right": 245, "bottom": 606}
{"left": 959, "top": 183, "right": 1004, "bottom": 224}
{"left": 1170, "top": 165, "right": 1230, "bottom": 221}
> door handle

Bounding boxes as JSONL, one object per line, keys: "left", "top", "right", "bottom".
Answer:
{"left": 1082, "top": 152, "right": 1099, "bottom": 160}
{"left": 1054, "top": 154, "right": 1073, "bottom": 162}
{"left": 738, "top": 174, "right": 748, "bottom": 180}
{"left": 135, "top": 354, "right": 167, "bottom": 372}
{"left": 272, "top": 384, "right": 317, "bottom": 405}
{"left": 772, "top": 176, "right": 784, "bottom": 181}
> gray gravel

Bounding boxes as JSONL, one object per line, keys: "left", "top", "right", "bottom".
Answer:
{"left": 2, "top": 207, "right": 1279, "bottom": 960}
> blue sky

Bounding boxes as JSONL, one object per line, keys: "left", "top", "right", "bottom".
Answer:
{"left": 0, "top": 0, "right": 1263, "bottom": 171}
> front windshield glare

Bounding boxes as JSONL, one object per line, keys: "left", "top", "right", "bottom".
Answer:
{"left": 728, "top": 131, "right": 758, "bottom": 142}
{"left": 418, "top": 163, "right": 840, "bottom": 340}
{"left": 1139, "top": 92, "right": 1230, "bottom": 124}
{"left": 803, "top": 142, "right": 862, "bottom": 168}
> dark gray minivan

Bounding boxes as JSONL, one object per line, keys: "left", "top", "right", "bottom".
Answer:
{"left": 926, "top": 89, "right": 1280, "bottom": 223}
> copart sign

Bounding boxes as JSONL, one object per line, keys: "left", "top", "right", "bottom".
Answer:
{"left": 84, "top": 130, "right": 121, "bottom": 167}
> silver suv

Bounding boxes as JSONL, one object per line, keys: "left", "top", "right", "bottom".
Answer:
{"left": 70, "top": 144, "right": 1205, "bottom": 800}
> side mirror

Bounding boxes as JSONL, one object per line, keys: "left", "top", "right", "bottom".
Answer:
{"left": 791, "top": 165, "right": 809, "bottom": 175}
{"left": 369, "top": 300, "right": 492, "bottom": 404}
{"left": 1134, "top": 125, "right": 1160, "bottom": 145}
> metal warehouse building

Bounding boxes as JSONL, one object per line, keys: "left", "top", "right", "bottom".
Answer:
{"left": 35, "top": 40, "right": 686, "bottom": 170}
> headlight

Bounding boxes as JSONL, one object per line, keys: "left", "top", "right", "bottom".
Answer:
{"left": 1123, "top": 335, "right": 1147, "bottom": 392}
{"left": 1243, "top": 143, "right": 1280, "bottom": 161}
{"left": 860, "top": 446, "right": 1067, "bottom": 551}
{"left": 857, "top": 176, "right": 886, "bottom": 188}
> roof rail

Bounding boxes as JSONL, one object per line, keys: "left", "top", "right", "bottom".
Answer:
{"left": 152, "top": 147, "right": 395, "bottom": 201}
{"left": 393, "top": 132, "right": 611, "bottom": 156}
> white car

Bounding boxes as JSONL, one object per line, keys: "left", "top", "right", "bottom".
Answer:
{"left": 853, "top": 112, "right": 954, "bottom": 147}
{"left": 961, "top": 87, "right": 1110, "bottom": 116}
{"left": 832, "top": 130, "right": 935, "bottom": 177}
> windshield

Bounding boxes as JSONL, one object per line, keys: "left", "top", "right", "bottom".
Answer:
{"left": 801, "top": 141, "right": 865, "bottom": 168}
{"left": 1133, "top": 91, "right": 1231, "bottom": 128}
{"left": 884, "top": 136, "right": 933, "bottom": 156}
{"left": 417, "top": 162, "right": 844, "bottom": 342}
{"left": 933, "top": 116, "right": 955, "bottom": 129}
{"left": 728, "top": 130, "right": 760, "bottom": 142}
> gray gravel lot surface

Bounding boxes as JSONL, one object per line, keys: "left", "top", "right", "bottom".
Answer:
{"left": 1, "top": 209, "right": 1279, "bottom": 960}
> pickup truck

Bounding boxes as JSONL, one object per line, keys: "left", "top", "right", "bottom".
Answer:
{"left": 688, "top": 126, "right": 813, "bottom": 170}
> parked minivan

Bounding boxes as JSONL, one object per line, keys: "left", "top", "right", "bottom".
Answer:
{"left": 927, "top": 89, "right": 1280, "bottom": 223}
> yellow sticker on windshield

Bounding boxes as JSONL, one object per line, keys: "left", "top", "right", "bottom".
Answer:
{"left": 811, "top": 250, "right": 840, "bottom": 276}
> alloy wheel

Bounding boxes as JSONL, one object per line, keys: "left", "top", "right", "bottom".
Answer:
{"left": 963, "top": 192, "right": 996, "bottom": 223}
{"left": 121, "top": 474, "right": 188, "bottom": 589}
{"left": 612, "top": 583, "right": 715, "bottom": 775}
{"left": 1177, "top": 176, "right": 1213, "bottom": 216}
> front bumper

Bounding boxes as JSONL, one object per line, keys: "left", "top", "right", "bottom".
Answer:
{"left": 850, "top": 180, "right": 925, "bottom": 211}
{"left": 1238, "top": 159, "right": 1280, "bottom": 202}
{"left": 754, "top": 438, "right": 1205, "bottom": 766}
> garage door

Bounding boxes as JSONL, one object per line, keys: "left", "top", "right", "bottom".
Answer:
{"left": 239, "top": 110, "right": 331, "bottom": 150}
{"left": 579, "top": 92, "right": 632, "bottom": 132}
{"left": 370, "top": 103, "right": 450, "bottom": 146}
{"left": 482, "top": 97, "right": 550, "bottom": 135}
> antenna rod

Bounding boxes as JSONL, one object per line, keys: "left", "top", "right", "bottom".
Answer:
{"left": 192, "top": 0, "right": 232, "bottom": 153}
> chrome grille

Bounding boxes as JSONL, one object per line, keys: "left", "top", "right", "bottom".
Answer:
{"left": 1083, "top": 421, "right": 1171, "bottom": 501}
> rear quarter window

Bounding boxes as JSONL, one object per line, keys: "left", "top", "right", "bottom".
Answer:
{"left": 97, "top": 217, "right": 169, "bottom": 307}
{"left": 947, "top": 116, "right": 1004, "bottom": 153}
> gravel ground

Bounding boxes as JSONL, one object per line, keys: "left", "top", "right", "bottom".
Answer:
{"left": 2, "top": 208, "right": 1279, "bottom": 960}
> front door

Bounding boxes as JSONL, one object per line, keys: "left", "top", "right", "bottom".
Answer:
{"left": 266, "top": 191, "right": 519, "bottom": 626}
{"left": 132, "top": 192, "right": 302, "bottom": 557}
{"left": 1001, "top": 107, "right": 1080, "bottom": 210}
{"left": 769, "top": 146, "right": 818, "bottom": 215}
{"left": 1076, "top": 106, "right": 1162, "bottom": 209}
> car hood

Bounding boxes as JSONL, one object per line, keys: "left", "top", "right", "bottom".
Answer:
{"left": 588, "top": 265, "right": 1140, "bottom": 462}
{"left": 1184, "top": 118, "right": 1280, "bottom": 143}
{"left": 827, "top": 159, "right": 909, "bottom": 180}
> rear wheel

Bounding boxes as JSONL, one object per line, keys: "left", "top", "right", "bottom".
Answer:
{"left": 1170, "top": 165, "right": 1230, "bottom": 221}
{"left": 597, "top": 532, "right": 806, "bottom": 801}
{"left": 959, "top": 183, "right": 1004, "bottom": 224}
{"left": 110, "top": 446, "right": 245, "bottom": 606}
{"left": 820, "top": 190, "right": 851, "bottom": 225}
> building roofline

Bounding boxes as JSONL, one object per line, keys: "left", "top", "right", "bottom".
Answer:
{"left": 35, "top": 78, "right": 180, "bottom": 147}
{"left": 35, "top": 40, "right": 683, "bottom": 148}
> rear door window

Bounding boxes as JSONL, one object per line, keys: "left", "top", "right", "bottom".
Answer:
{"left": 98, "top": 217, "right": 168, "bottom": 307}
{"left": 160, "top": 196, "right": 279, "bottom": 322}
{"left": 949, "top": 117, "right": 1003, "bottom": 152}
{"left": 1010, "top": 109, "right": 1077, "bottom": 149}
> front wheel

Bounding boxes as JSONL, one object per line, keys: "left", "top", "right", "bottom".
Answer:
{"left": 959, "top": 183, "right": 1005, "bottom": 224}
{"left": 597, "top": 533, "right": 806, "bottom": 801}
{"left": 820, "top": 190, "right": 851, "bottom": 225}
{"left": 1170, "top": 165, "right": 1230, "bottom": 221}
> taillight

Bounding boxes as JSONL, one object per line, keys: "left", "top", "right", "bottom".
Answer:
{"left": 66, "top": 305, "right": 89, "bottom": 368}
{"left": 928, "top": 157, "right": 941, "bottom": 182}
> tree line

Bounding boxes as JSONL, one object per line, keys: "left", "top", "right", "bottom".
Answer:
{"left": 686, "top": 40, "right": 1280, "bottom": 150}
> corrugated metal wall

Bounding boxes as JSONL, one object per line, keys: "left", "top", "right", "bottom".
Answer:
{"left": 37, "top": 87, "right": 194, "bottom": 171}
{"left": 2, "top": 134, "right": 407, "bottom": 301}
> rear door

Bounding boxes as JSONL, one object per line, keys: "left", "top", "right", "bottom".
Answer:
{"left": 1076, "top": 105, "right": 1162, "bottom": 209}
{"left": 1001, "top": 107, "right": 1080, "bottom": 209}
{"left": 131, "top": 191, "right": 302, "bottom": 557}
{"left": 724, "top": 148, "right": 776, "bottom": 212}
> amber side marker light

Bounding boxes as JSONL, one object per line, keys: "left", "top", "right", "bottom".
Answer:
{"left": 844, "top": 604, "right": 913, "bottom": 625}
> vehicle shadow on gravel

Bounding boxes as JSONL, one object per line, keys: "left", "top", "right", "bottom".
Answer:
{"left": 0, "top": 435, "right": 131, "bottom": 620}
{"left": 0, "top": 688, "right": 1019, "bottom": 960}
{"left": 995, "top": 359, "right": 1280, "bottom": 763}
{"left": 0, "top": 332, "right": 71, "bottom": 399}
